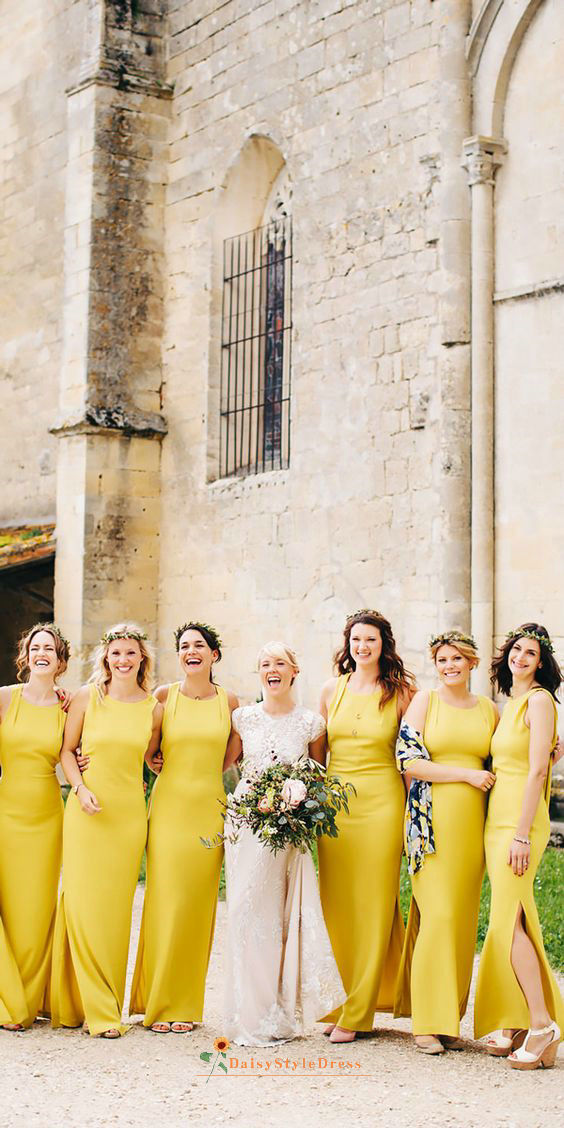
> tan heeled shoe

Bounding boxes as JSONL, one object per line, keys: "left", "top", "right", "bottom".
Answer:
{"left": 509, "top": 1022, "right": 560, "bottom": 1070}
{"left": 414, "top": 1035, "right": 444, "bottom": 1055}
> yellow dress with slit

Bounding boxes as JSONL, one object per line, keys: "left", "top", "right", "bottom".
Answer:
{"left": 0, "top": 686, "right": 65, "bottom": 1027}
{"left": 394, "top": 691, "right": 496, "bottom": 1036}
{"left": 130, "top": 683, "right": 230, "bottom": 1025}
{"left": 318, "top": 675, "right": 405, "bottom": 1031}
{"left": 51, "top": 685, "right": 154, "bottom": 1036}
{"left": 474, "top": 687, "right": 564, "bottom": 1038}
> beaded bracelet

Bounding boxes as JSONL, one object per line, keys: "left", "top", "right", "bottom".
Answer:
{"left": 513, "top": 835, "right": 531, "bottom": 845}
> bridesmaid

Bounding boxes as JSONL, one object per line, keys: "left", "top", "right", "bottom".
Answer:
{"left": 474, "top": 623, "right": 564, "bottom": 1069}
{"left": 130, "top": 621, "right": 238, "bottom": 1033}
{"left": 51, "top": 623, "right": 162, "bottom": 1038}
{"left": 394, "top": 631, "right": 497, "bottom": 1054}
{"left": 317, "top": 609, "right": 415, "bottom": 1043}
{"left": 0, "top": 623, "right": 69, "bottom": 1031}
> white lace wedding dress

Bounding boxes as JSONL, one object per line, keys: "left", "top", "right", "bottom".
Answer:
{"left": 223, "top": 703, "right": 346, "bottom": 1046}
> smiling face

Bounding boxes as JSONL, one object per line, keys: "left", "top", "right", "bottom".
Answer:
{"left": 28, "top": 630, "right": 60, "bottom": 677}
{"left": 106, "top": 637, "right": 143, "bottom": 682}
{"left": 259, "top": 653, "right": 297, "bottom": 696}
{"left": 349, "top": 623, "right": 383, "bottom": 670}
{"left": 178, "top": 629, "right": 216, "bottom": 679}
{"left": 434, "top": 643, "right": 474, "bottom": 688}
{"left": 508, "top": 636, "right": 542, "bottom": 681}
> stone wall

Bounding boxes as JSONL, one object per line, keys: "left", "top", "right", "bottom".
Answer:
{"left": 158, "top": 0, "right": 451, "bottom": 703}
{"left": 493, "top": 0, "right": 564, "bottom": 649}
{"left": 0, "top": 0, "right": 83, "bottom": 525}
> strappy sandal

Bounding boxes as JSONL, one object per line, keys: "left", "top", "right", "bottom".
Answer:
{"left": 508, "top": 1022, "right": 560, "bottom": 1070}
{"left": 150, "top": 1022, "right": 171, "bottom": 1033}
{"left": 485, "top": 1029, "right": 526, "bottom": 1057}
{"left": 171, "top": 1022, "right": 194, "bottom": 1033}
{"left": 1, "top": 1023, "right": 24, "bottom": 1032}
{"left": 100, "top": 1029, "right": 121, "bottom": 1039}
{"left": 414, "top": 1036, "right": 445, "bottom": 1055}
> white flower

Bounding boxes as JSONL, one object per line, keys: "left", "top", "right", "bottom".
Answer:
{"left": 281, "top": 779, "right": 307, "bottom": 809}
{"left": 233, "top": 778, "right": 252, "bottom": 800}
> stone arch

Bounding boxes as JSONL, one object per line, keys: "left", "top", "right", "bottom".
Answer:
{"left": 206, "top": 135, "right": 287, "bottom": 480}
{"left": 468, "top": 0, "right": 546, "bottom": 136}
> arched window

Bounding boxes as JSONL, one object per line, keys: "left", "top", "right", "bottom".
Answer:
{"left": 209, "top": 138, "right": 292, "bottom": 480}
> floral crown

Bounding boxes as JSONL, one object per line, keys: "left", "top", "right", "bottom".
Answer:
{"left": 429, "top": 630, "right": 477, "bottom": 652}
{"left": 346, "top": 608, "right": 383, "bottom": 624}
{"left": 30, "top": 622, "right": 71, "bottom": 654}
{"left": 174, "top": 622, "right": 222, "bottom": 652}
{"left": 101, "top": 628, "right": 148, "bottom": 645}
{"left": 506, "top": 628, "right": 554, "bottom": 654}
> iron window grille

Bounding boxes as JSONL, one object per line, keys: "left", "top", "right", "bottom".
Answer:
{"left": 220, "top": 216, "right": 292, "bottom": 478}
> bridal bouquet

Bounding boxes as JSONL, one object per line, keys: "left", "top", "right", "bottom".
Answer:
{"left": 202, "top": 760, "right": 355, "bottom": 855}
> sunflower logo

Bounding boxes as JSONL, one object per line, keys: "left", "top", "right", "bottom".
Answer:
{"left": 200, "top": 1036, "right": 230, "bottom": 1080}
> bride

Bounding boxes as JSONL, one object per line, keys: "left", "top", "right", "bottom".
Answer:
{"left": 222, "top": 641, "right": 345, "bottom": 1046}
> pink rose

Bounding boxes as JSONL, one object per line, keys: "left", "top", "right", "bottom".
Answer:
{"left": 257, "top": 795, "right": 273, "bottom": 813}
{"left": 281, "top": 779, "right": 307, "bottom": 809}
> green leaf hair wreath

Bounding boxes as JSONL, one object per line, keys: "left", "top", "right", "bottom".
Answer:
{"left": 506, "top": 628, "right": 554, "bottom": 654}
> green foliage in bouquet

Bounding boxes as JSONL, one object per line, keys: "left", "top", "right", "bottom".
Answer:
{"left": 201, "top": 759, "right": 355, "bottom": 855}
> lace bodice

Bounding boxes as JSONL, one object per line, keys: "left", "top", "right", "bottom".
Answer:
{"left": 231, "top": 704, "right": 325, "bottom": 778}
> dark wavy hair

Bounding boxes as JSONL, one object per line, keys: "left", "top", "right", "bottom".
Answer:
{"left": 490, "top": 623, "right": 562, "bottom": 700}
{"left": 333, "top": 610, "right": 416, "bottom": 709}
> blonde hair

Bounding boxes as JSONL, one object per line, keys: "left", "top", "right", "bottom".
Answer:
{"left": 430, "top": 636, "right": 480, "bottom": 668}
{"left": 16, "top": 623, "right": 70, "bottom": 683}
{"left": 257, "top": 640, "right": 300, "bottom": 676}
{"left": 89, "top": 623, "right": 154, "bottom": 694}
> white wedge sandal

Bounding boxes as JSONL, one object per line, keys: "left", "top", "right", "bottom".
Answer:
{"left": 508, "top": 1021, "right": 560, "bottom": 1070}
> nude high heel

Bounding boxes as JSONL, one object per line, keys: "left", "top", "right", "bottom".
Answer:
{"left": 508, "top": 1022, "right": 560, "bottom": 1070}
{"left": 485, "top": 1029, "right": 526, "bottom": 1057}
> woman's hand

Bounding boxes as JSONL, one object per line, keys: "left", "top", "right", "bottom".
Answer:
{"left": 77, "top": 784, "right": 101, "bottom": 815}
{"left": 508, "top": 836, "right": 530, "bottom": 876}
{"left": 147, "top": 750, "right": 163, "bottom": 775}
{"left": 466, "top": 768, "right": 496, "bottom": 792}
{"left": 552, "top": 737, "right": 563, "bottom": 766}
{"left": 75, "top": 751, "right": 90, "bottom": 772}
{"left": 55, "top": 687, "right": 72, "bottom": 713}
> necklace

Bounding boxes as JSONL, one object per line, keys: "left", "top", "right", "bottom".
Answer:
{"left": 346, "top": 677, "right": 379, "bottom": 738}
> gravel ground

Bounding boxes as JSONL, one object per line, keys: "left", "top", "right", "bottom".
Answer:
{"left": 1, "top": 888, "right": 562, "bottom": 1128}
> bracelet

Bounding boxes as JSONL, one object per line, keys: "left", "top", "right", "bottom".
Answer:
{"left": 513, "top": 835, "right": 530, "bottom": 845}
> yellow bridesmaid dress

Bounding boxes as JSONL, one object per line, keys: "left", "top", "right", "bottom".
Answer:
{"left": 0, "top": 686, "right": 64, "bottom": 1027}
{"left": 318, "top": 675, "right": 405, "bottom": 1030}
{"left": 130, "top": 683, "right": 230, "bottom": 1025}
{"left": 474, "top": 687, "right": 564, "bottom": 1038}
{"left": 51, "top": 685, "right": 155, "bottom": 1036}
{"left": 394, "top": 691, "right": 496, "bottom": 1035}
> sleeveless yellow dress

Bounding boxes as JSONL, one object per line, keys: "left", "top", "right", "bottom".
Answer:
{"left": 130, "top": 683, "right": 230, "bottom": 1025}
{"left": 394, "top": 691, "right": 496, "bottom": 1036}
{"left": 0, "top": 686, "right": 65, "bottom": 1027}
{"left": 51, "top": 685, "right": 154, "bottom": 1036}
{"left": 474, "top": 687, "right": 564, "bottom": 1038}
{"left": 318, "top": 675, "right": 405, "bottom": 1030}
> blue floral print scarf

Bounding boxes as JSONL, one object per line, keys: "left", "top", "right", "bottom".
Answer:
{"left": 395, "top": 720, "right": 436, "bottom": 875}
